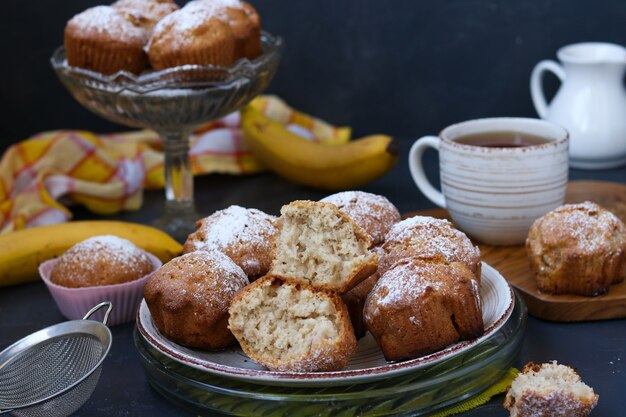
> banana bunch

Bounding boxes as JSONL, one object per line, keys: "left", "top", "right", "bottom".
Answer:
{"left": 241, "top": 107, "right": 398, "bottom": 190}
{"left": 0, "top": 221, "right": 182, "bottom": 288}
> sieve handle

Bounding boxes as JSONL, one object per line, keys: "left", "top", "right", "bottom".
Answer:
{"left": 83, "top": 301, "right": 113, "bottom": 325}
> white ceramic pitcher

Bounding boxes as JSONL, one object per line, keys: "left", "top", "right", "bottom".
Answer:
{"left": 530, "top": 42, "right": 626, "bottom": 169}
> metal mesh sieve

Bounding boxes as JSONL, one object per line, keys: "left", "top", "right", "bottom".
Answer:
{"left": 0, "top": 302, "right": 112, "bottom": 417}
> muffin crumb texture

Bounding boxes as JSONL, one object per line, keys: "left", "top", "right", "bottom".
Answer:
{"left": 504, "top": 361, "right": 598, "bottom": 417}
{"left": 269, "top": 201, "right": 377, "bottom": 293}
{"left": 228, "top": 276, "right": 356, "bottom": 372}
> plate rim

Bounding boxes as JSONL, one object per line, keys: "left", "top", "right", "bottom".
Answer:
{"left": 136, "top": 261, "right": 515, "bottom": 385}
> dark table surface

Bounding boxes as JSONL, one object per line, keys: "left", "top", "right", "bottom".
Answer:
{"left": 1, "top": 139, "right": 625, "bottom": 417}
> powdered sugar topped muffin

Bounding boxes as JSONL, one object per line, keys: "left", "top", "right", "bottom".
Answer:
{"left": 50, "top": 235, "right": 154, "bottom": 288}
{"left": 64, "top": 5, "right": 150, "bottom": 74}
{"left": 321, "top": 191, "right": 401, "bottom": 246}
{"left": 147, "top": 0, "right": 245, "bottom": 70}
{"left": 379, "top": 216, "right": 481, "bottom": 282}
{"left": 364, "top": 259, "right": 483, "bottom": 361}
{"left": 144, "top": 250, "right": 249, "bottom": 349}
{"left": 183, "top": 205, "right": 277, "bottom": 279}
{"left": 65, "top": 0, "right": 262, "bottom": 74}
{"left": 214, "top": 0, "right": 261, "bottom": 59}
{"left": 527, "top": 201, "right": 626, "bottom": 296}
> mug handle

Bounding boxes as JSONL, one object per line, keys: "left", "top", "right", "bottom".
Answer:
{"left": 408, "top": 136, "right": 446, "bottom": 208}
{"left": 530, "top": 60, "right": 566, "bottom": 118}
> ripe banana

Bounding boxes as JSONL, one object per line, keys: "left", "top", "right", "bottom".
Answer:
{"left": 241, "top": 107, "right": 398, "bottom": 190}
{"left": 0, "top": 221, "right": 182, "bottom": 288}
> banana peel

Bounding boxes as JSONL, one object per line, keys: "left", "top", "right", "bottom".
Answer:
{"left": 241, "top": 107, "right": 399, "bottom": 190}
{"left": 0, "top": 221, "right": 182, "bottom": 287}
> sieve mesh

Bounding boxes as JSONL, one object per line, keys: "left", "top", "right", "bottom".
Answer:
{"left": 0, "top": 333, "right": 104, "bottom": 415}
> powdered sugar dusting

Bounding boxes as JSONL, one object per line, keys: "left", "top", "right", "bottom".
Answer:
{"left": 51, "top": 234, "right": 154, "bottom": 287}
{"left": 188, "top": 205, "right": 276, "bottom": 251}
{"left": 534, "top": 201, "right": 626, "bottom": 253}
{"left": 155, "top": 250, "right": 248, "bottom": 313}
{"left": 184, "top": 205, "right": 277, "bottom": 277}
{"left": 68, "top": 6, "right": 148, "bottom": 42}
{"left": 150, "top": 0, "right": 242, "bottom": 48}
{"left": 113, "top": 0, "right": 178, "bottom": 27}
{"left": 65, "top": 235, "right": 149, "bottom": 270}
{"left": 192, "top": 0, "right": 244, "bottom": 15}
{"left": 374, "top": 262, "right": 446, "bottom": 307}
{"left": 381, "top": 216, "right": 480, "bottom": 272}
{"left": 321, "top": 191, "right": 400, "bottom": 246}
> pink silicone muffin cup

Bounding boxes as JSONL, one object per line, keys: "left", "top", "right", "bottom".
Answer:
{"left": 39, "top": 252, "right": 162, "bottom": 326}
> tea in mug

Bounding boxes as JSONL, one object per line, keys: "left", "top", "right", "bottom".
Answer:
{"left": 454, "top": 131, "right": 551, "bottom": 148}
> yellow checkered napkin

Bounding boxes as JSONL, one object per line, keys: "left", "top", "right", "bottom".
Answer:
{"left": 0, "top": 96, "right": 350, "bottom": 234}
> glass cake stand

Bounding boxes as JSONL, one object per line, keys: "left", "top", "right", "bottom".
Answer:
{"left": 51, "top": 32, "right": 283, "bottom": 241}
{"left": 134, "top": 291, "right": 527, "bottom": 417}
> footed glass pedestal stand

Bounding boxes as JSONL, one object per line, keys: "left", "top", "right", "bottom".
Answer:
{"left": 51, "top": 33, "right": 283, "bottom": 240}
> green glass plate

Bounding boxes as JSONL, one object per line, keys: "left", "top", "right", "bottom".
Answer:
{"left": 134, "top": 291, "right": 526, "bottom": 417}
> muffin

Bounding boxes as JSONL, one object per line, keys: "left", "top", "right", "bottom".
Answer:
{"left": 379, "top": 216, "right": 481, "bottom": 282}
{"left": 320, "top": 191, "right": 401, "bottom": 246}
{"left": 144, "top": 250, "right": 249, "bottom": 350}
{"left": 228, "top": 275, "right": 357, "bottom": 372}
{"left": 147, "top": 0, "right": 237, "bottom": 70}
{"left": 268, "top": 200, "right": 378, "bottom": 293}
{"left": 504, "top": 361, "right": 598, "bottom": 417}
{"left": 364, "top": 259, "right": 483, "bottom": 361}
{"left": 183, "top": 205, "right": 277, "bottom": 279}
{"left": 50, "top": 235, "right": 154, "bottom": 287}
{"left": 526, "top": 201, "right": 626, "bottom": 296}
{"left": 40, "top": 235, "right": 161, "bottom": 325}
{"left": 219, "top": 1, "right": 261, "bottom": 59}
{"left": 64, "top": 5, "right": 150, "bottom": 74}
{"left": 112, "top": 0, "right": 179, "bottom": 32}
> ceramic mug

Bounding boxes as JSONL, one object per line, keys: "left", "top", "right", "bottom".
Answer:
{"left": 409, "top": 118, "right": 569, "bottom": 245}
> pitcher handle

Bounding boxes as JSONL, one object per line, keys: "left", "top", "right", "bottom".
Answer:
{"left": 530, "top": 60, "right": 566, "bottom": 118}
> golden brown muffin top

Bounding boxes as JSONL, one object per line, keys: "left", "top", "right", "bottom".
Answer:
{"left": 145, "top": 250, "right": 248, "bottom": 313}
{"left": 50, "top": 235, "right": 154, "bottom": 288}
{"left": 321, "top": 191, "right": 401, "bottom": 246}
{"left": 380, "top": 216, "right": 481, "bottom": 274}
{"left": 113, "top": 0, "right": 179, "bottom": 32}
{"left": 65, "top": 5, "right": 149, "bottom": 44}
{"left": 184, "top": 205, "right": 276, "bottom": 252}
{"left": 365, "top": 260, "right": 481, "bottom": 315}
{"left": 528, "top": 201, "right": 626, "bottom": 254}
{"left": 221, "top": 4, "right": 256, "bottom": 37}
{"left": 183, "top": 205, "right": 276, "bottom": 277}
{"left": 148, "top": 0, "right": 243, "bottom": 50}
{"left": 240, "top": 1, "right": 260, "bottom": 26}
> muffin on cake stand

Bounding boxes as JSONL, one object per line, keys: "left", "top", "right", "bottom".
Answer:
{"left": 51, "top": 32, "right": 282, "bottom": 241}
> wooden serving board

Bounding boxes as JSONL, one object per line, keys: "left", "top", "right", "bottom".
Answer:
{"left": 407, "top": 180, "right": 626, "bottom": 322}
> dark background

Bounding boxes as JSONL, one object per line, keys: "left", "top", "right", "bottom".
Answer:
{"left": 1, "top": 4, "right": 626, "bottom": 416}
{"left": 2, "top": 0, "right": 626, "bottom": 149}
